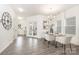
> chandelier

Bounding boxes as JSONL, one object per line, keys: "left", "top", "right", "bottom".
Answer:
{"left": 47, "top": 8, "right": 56, "bottom": 25}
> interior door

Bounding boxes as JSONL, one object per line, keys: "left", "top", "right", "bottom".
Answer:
{"left": 29, "top": 22, "right": 37, "bottom": 37}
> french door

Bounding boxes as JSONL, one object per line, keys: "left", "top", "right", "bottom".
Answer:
{"left": 29, "top": 22, "right": 37, "bottom": 37}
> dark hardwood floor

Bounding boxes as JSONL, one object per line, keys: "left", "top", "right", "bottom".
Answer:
{"left": 0, "top": 36, "right": 79, "bottom": 55}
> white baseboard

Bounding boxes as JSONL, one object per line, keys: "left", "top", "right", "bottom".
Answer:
{"left": 0, "top": 38, "right": 15, "bottom": 54}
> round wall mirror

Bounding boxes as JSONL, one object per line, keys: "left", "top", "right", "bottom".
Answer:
{"left": 1, "top": 12, "right": 12, "bottom": 30}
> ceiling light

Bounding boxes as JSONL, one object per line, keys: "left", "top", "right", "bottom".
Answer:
{"left": 18, "top": 8, "right": 24, "bottom": 12}
{"left": 17, "top": 16, "right": 23, "bottom": 20}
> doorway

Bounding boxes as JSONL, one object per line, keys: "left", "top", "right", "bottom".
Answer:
{"left": 28, "top": 22, "right": 37, "bottom": 38}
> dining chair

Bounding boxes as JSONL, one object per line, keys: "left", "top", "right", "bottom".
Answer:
{"left": 70, "top": 36, "right": 79, "bottom": 53}
{"left": 44, "top": 34, "right": 55, "bottom": 47}
{"left": 56, "top": 35, "right": 72, "bottom": 54}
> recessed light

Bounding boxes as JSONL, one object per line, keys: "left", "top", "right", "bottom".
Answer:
{"left": 18, "top": 8, "right": 24, "bottom": 12}
{"left": 17, "top": 16, "right": 23, "bottom": 20}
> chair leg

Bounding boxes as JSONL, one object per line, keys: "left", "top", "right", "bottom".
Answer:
{"left": 53, "top": 40, "right": 56, "bottom": 46}
{"left": 70, "top": 44, "right": 72, "bottom": 53}
{"left": 48, "top": 41, "right": 50, "bottom": 48}
{"left": 63, "top": 44, "right": 66, "bottom": 54}
{"left": 44, "top": 38, "right": 46, "bottom": 41}
{"left": 43, "top": 38, "right": 46, "bottom": 44}
{"left": 55, "top": 41, "right": 58, "bottom": 48}
{"left": 61, "top": 44, "right": 63, "bottom": 48}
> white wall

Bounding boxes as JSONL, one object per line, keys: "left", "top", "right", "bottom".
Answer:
{"left": 0, "top": 5, "right": 17, "bottom": 53}
{"left": 55, "top": 5, "right": 79, "bottom": 45}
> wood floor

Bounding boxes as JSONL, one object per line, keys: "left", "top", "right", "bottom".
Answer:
{"left": 0, "top": 36, "right": 79, "bottom": 55}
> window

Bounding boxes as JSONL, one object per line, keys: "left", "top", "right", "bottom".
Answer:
{"left": 65, "top": 17, "right": 76, "bottom": 35}
{"left": 57, "top": 20, "right": 62, "bottom": 33}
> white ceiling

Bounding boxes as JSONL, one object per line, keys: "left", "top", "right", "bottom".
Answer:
{"left": 9, "top": 4, "right": 77, "bottom": 18}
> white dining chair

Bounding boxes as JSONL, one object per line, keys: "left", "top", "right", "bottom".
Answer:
{"left": 44, "top": 34, "right": 55, "bottom": 47}
{"left": 56, "top": 35, "right": 72, "bottom": 54}
{"left": 70, "top": 36, "right": 79, "bottom": 46}
{"left": 70, "top": 36, "right": 79, "bottom": 53}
